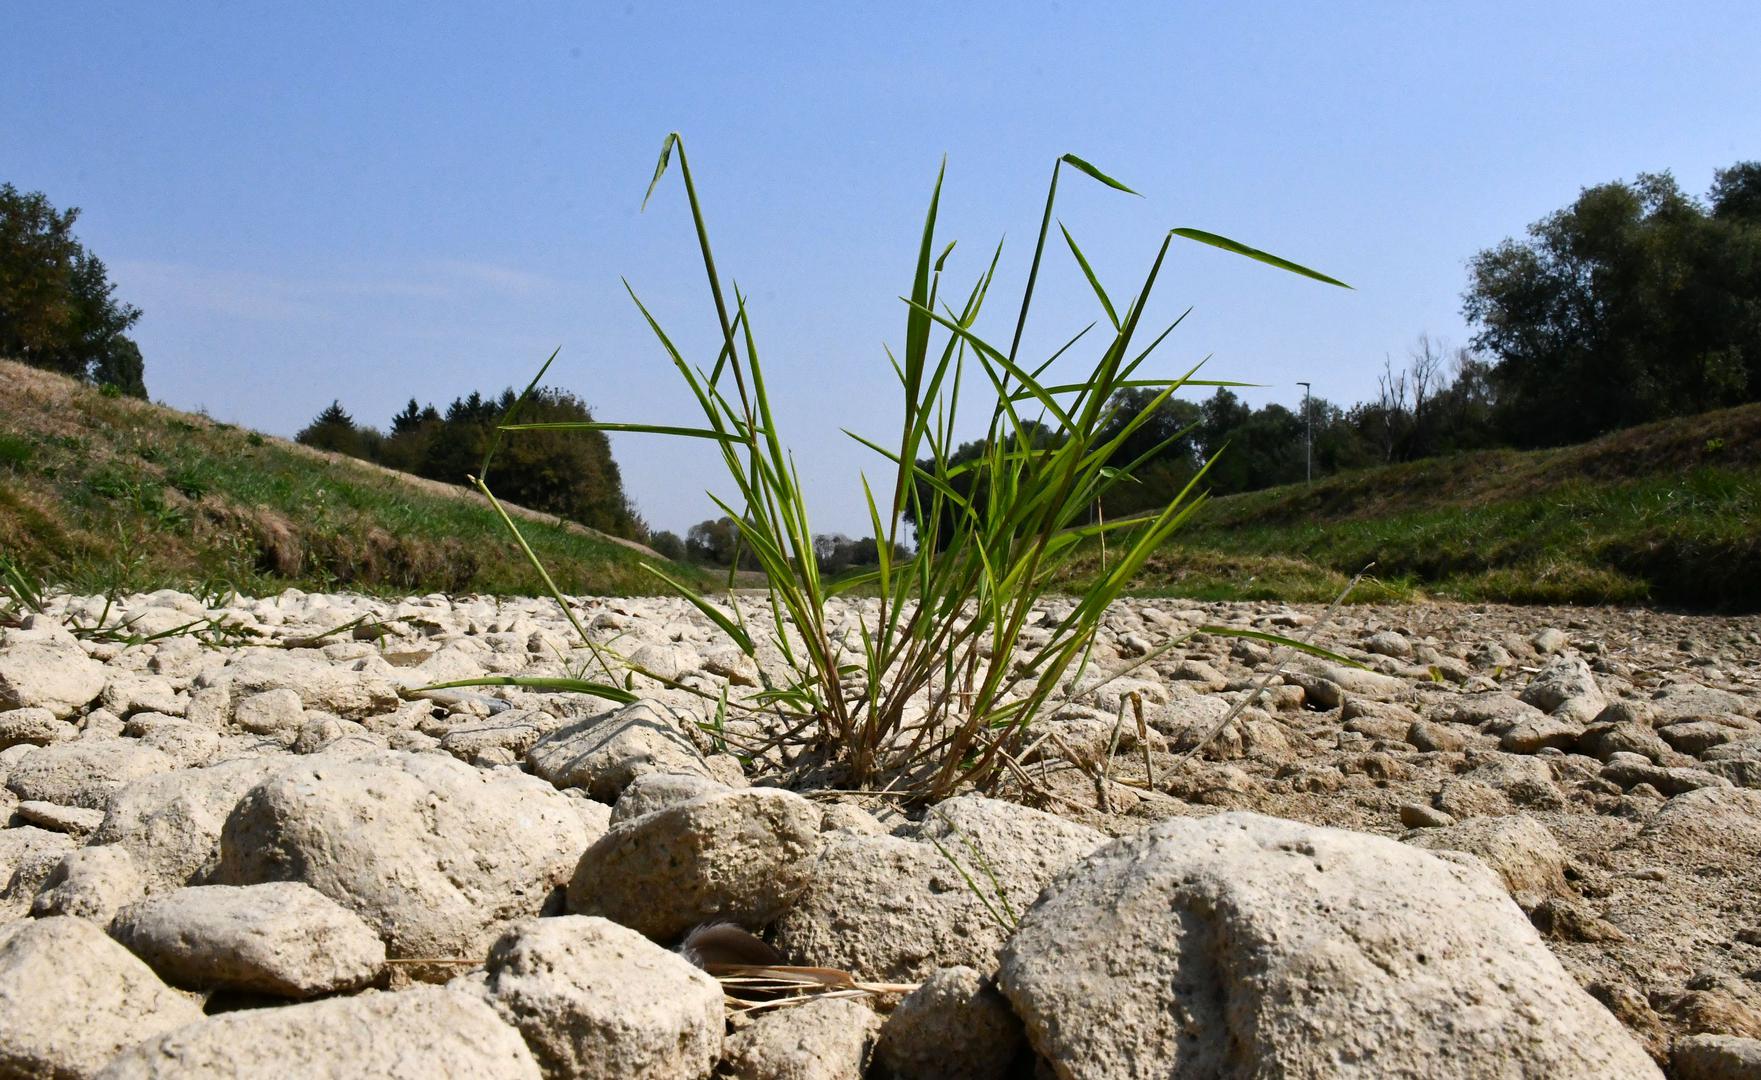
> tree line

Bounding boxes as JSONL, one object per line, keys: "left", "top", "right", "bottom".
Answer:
{"left": 10, "top": 159, "right": 1760, "bottom": 560}
{"left": 295, "top": 389, "right": 643, "bottom": 541}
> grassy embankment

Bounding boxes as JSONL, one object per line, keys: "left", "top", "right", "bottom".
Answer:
{"left": 1081, "top": 401, "right": 1761, "bottom": 610}
{"left": 0, "top": 359, "right": 714, "bottom": 599}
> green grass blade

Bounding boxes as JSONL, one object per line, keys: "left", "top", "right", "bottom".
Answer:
{"left": 1059, "top": 153, "right": 1139, "bottom": 195}
{"left": 1059, "top": 222, "right": 1120, "bottom": 330}
{"left": 417, "top": 675, "right": 638, "bottom": 704}
{"left": 1171, "top": 227, "right": 1351, "bottom": 288}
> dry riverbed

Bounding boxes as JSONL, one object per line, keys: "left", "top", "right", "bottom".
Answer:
{"left": 2, "top": 589, "right": 1759, "bottom": 1078}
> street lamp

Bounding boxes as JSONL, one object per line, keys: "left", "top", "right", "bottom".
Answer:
{"left": 1296, "top": 381, "right": 1312, "bottom": 484}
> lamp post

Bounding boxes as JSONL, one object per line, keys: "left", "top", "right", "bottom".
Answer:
{"left": 1297, "top": 381, "right": 1312, "bottom": 484}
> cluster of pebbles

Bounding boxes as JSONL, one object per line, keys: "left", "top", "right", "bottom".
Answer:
{"left": 2, "top": 587, "right": 1760, "bottom": 1078}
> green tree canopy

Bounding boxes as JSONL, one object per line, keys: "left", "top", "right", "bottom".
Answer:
{"left": 0, "top": 183, "right": 147, "bottom": 396}
{"left": 1463, "top": 164, "right": 1761, "bottom": 446}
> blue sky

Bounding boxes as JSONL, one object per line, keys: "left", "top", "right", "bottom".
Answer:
{"left": 6, "top": 2, "right": 1759, "bottom": 535}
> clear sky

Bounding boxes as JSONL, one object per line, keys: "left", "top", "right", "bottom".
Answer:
{"left": 6, "top": 2, "right": 1759, "bottom": 536}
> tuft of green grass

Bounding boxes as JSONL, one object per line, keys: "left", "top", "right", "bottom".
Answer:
{"left": 478, "top": 135, "right": 1349, "bottom": 798}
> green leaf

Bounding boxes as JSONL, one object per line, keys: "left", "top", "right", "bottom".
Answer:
{"left": 642, "top": 132, "right": 679, "bottom": 211}
{"left": 416, "top": 676, "right": 638, "bottom": 703}
{"left": 1060, "top": 154, "right": 1140, "bottom": 195}
{"left": 1194, "top": 626, "right": 1365, "bottom": 667}
{"left": 499, "top": 421, "right": 746, "bottom": 442}
{"left": 1171, "top": 228, "right": 1351, "bottom": 288}
{"left": 640, "top": 564, "right": 755, "bottom": 655}
{"left": 1059, "top": 222, "right": 1119, "bottom": 330}
{"left": 481, "top": 346, "right": 561, "bottom": 480}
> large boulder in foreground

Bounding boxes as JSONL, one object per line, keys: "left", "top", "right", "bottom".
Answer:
{"left": 213, "top": 751, "right": 594, "bottom": 963}
{"left": 96, "top": 986, "right": 540, "bottom": 1079}
{"left": 0, "top": 916, "right": 203, "bottom": 1080}
{"left": 998, "top": 811, "right": 1661, "bottom": 1079}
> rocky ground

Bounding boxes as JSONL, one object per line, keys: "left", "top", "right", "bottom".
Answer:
{"left": 2, "top": 587, "right": 1759, "bottom": 1078}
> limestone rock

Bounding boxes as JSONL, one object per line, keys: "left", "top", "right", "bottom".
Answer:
{"left": 91, "top": 757, "right": 288, "bottom": 891}
{"left": 31, "top": 845, "right": 145, "bottom": 923}
{"left": 110, "top": 882, "right": 385, "bottom": 997}
{"left": 214, "top": 751, "right": 592, "bottom": 963}
{"left": 97, "top": 986, "right": 540, "bottom": 1079}
{"left": 998, "top": 812, "right": 1661, "bottom": 1079}
{"left": 5, "top": 738, "right": 176, "bottom": 810}
{"left": 874, "top": 965, "right": 1027, "bottom": 1080}
{"left": 0, "top": 706, "right": 75, "bottom": 750}
{"left": 568, "top": 787, "right": 820, "bottom": 940}
{"left": 1672, "top": 1033, "right": 1761, "bottom": 1079}
{"left": 1520, "top": 655, "right": 1609, "bottom": 725}
{"left": 773, "top": 796, "right": 1103, "bottom": 982}
{"left": 1404, "top": 814, "right": 1570, "bottom": 909}
{"left": 1631, "top": 786, "right": 1761, "bottom": 870}
{"left": 13, "top": 799, "right": 105, "bottom": 837}
{"left": 722, "top": 997, "right": 879, "bottom": 1080}
{"left": 484, "top": 915, "right": 721, "bottom": 1080}
{"left": 0, "top": 640, "right": 107, "bottom": 718}
{"left": 0, "top": 916, "right": 203, "bottom": 1080}
{"left": 607, "top": 771, "right": 729, "bottom": 826}
{"left": 527, "top": 699, "right": 714, "bottom": 802}
{"left": 223, "top": 651, "right": 401, "bottom": 719}
{"left": 1, "top": 824, "right": 77, "bottom": 915}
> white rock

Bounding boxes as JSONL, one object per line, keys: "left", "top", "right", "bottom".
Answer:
{"left": 527, "top": 699, "right": 715, "bottom": 802}
{"left": 773, "top": 796, "right": 1104, "bottom": 982}
{"left": 1520, "top": 655, "right": 1610, "bottom": 725}
{"left": 31, "top": 845, "right": 146, "bottom": 922}
{"left": 97, "top": 986, "right": 540, "bottom": 1079}
{"left": 568, "top": 787, "right": 821, "bottom": 940}
{"left": 0, "top": 916, "right": 203, "bottom": 1080}
{"left": 998, "top": 812, "right": 1661, "bottom": 1079}
{"left": 233, "top": 688, "right": 305, "bottom": 738}
{"left": 1672, "top": 1033, "right": 1761, "bottom": 1079}
{"left": 0, "top": 824, "right": 77, "bottom": 915}
{"left": 484, "top": 915, "right": 721, "bottom": 1080}
{"left": 215, "top": 751, "right": 593, "bottom": 963}
{"left": 608, "top": 771, "right": 730, "bottom": 825}
{"left": 224, "top": 651, "right": 400, "bottom": 719}
{"left": 110, "top": 882, "right": 385, "bottom": 997}
{"left": 0, "top": 640, "right": 107, "bottom": 718}
{"left": 875, "top": 965, "right": 1026, "bottom": 1080}
{"left": 91, "top": 757, "right": 290, "bottom": 891}
{"left": 1404, "top": 813, "right": 1570, "bottom": 910}
{"left": 0, "top": 706, "right": 75, "bottom": 749}
{"left": 721, "top": 997, "right": 879, "bottom": 1080}
{"left": 4, "top": 737, "right": 176, "bottom": 812}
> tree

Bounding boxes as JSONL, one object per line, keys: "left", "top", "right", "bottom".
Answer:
{"left": 647, "top": 530, "right": 686, "bottom": 562}
{"left": 296, "top": 401, "right": 365, "bottom": 454}
{"left": 0, "top": 183, "right": 147, "bottom": 396}
{"left": 1464, "top": 165, "right": 1761, "bottom": 446}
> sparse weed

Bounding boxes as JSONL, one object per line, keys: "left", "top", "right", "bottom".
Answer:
{"left": 474, "top": 135, "right": 1350, "bottom": 798}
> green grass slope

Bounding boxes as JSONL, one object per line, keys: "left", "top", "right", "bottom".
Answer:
{"left": 1090, "top": 402, "right": 1761, "bottom": 610}
{"left": 0, "top": 359, "right": 712, "bottom": 599}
